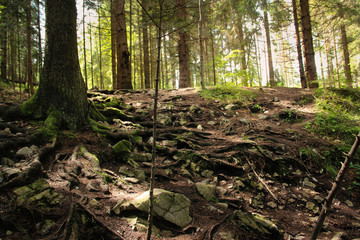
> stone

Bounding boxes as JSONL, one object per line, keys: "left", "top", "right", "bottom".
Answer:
{"left": 131, "top": 152, "right": 151, "bottom": 162}
{"left": 197, "top": 125, "right": 204, "bottom": 131}
{"left": 258, "top": 114, "right": 268, "bottom": 120}
{"left": 267, "top": 201, "right": 278, "bottom": 209}
{"left": 2, "top": 167, "right": 21, "bottom": 181}
{"left": 195, "top": 182, "right": 218, "bottom": 202}
{"left": 207, "top": 121, "right": 216, "bottom": 125}
{"left": 345, "top": 200, "right": 354, "bottom": 207}
{"left": 303, "top": 177, "right": 316, "bottom": 188}
{"left": 232, "top": 211, "right": 282, "bottom": 239}
{"left": 331, "top": 232, "right": 347, "bottom": 240}
{"left": 240, "top": 118, "right": 249, "bottom": 124}
{"left": 30, "top": 145, "right": 39, "bottom": 154}
{"left": 117, "top": 189, "right": 192, "bottom": 228}
{"left": 225, "top": 104, "right": 235, "bottom": 110}
{"left": 201, "top": 170, "right": 214, "bottom": 178}
{"left": 161, "top": 140, "right": 177, "bottom": 147}
{"left": 38, "top": 219, "right": 56, "bottom": 235}
{"left": 1, "top": 128, "right": 12, "bottom": 136}
{"left": 0, "top": 158, "right": 15, "bottom": 167}
{"left": 113, "top": 140, "right": 132, "bottom": 154}
{"left": 16, "top": 147, "right": 33, "bottom": 159}
{"left": 218, "top": 232, "right": 235, "bottom": 240}
{"left": 190, "top": 105, "right": 202, "bottom": 114}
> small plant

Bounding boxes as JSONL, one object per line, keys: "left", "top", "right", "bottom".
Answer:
{"left": 249, "top": 103, "right": 262, "bottom": 113}
{"left": 199, "top": 85, "right": 257, "bottom": 102}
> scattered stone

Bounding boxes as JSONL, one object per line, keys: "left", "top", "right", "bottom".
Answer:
{"left": 115, "top": 188, "right": 192, "bottom": 228}
{"left": 218, "top": 232, "right": 235, "bottom": 240}
{"left": 0, "top": 158, "right": 15, "bottom": 167}
{"left": 258, "top": 114, "right": 268, "bottom": 120}
{"left": 240, "top": 118, "right": 249, "bottom": 124}
{"left": 273, "top": 97, "right": 280, "bottom": 102}
{"left": 30, "top": 145, "right": 39, "bottom": 154}
{"left": 207, "top": 121, "right": 216, "bottom": 125}
{"left": 331, "top": 232, "right": 347, "bottom": 240}
{"left": 314, "top": 195, "right": 324, "bottom": 203}
{"left": 37, "top": 219, "right": 56, "bottom": 235}
{"left": 197, "top": 125, "right": 204, "bottom": 131}
{"left": 194, "top": 182, "right": 218, "bottom": 202}
{"left": 345, "top": 200, "right": 354, "bottom": 208}
{"left": 206, "top": 204, "right": 224, "bottom": 214}
{"left": 190, "top": 105, "right": 202, "bottom": 114}
{"left": 267, "top": 201, "right": 278, "bottom": 209}
{"left": 131, "top": 152, "right": 151, "bottom": 162}
{"left": 303, "top": 177, "right": 316, "bottom": 188}
{"left": 124, "top": 177, "right": 140, "bottom": 184}
{"left": 1, "top": 167, "right": 21, "bottom": 181}
{"left": 16, "top": 147, "right": 33, "bottom": 159}
{"left": 201, "top": 170, "right": 214, "bottom": 178}
{"left": 1, "top": 127, "right": 12, "bottom": 136}
{"left": 225, "top": 104, "right": 235, "bottom": 110}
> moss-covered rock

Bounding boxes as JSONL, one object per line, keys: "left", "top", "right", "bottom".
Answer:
{"left": 115, "top": 188, "right": 192, "bottom": 228}
{"left": 101, "top": 107, "right": 133, "bottom": 121}
{"left": 113, "top": 140, "right": 132, "bottom": 162}
{"left": 194, "top": 182, "right": 218, "bottom": 202}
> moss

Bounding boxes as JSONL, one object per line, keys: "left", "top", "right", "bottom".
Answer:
{"left": 89, "top": 118, "right": 111, "bottom": 135}
{"left": 113, "top": 140, "right": 132, "bottom": 154}
{"left": 101, "top": 107, "right": 133, "bottom": 121}
{"left": 19, "top": 94, "right": 40, "bottom": 118}
{"left": 36, "top": 108, "right": 62, "bottom": 140}
{"left": 89, "top": 101, "right": 107, "bottom": 122}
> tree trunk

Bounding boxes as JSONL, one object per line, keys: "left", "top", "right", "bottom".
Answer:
{"left": 299, "top": 0, "right": 318, "bottom": 88}
{"left": 211, "top": 31, "right": 216, "bottom": 86}
{"left": 138, "top": 7, "right": 144, "bottom": 89}
{"left": 262, "top": 0, "right": 275, "bottom": 87}
{"left": 292, "top": 0, "right": 307, "bottom": 88}
{"left": 35, "top": 0, "right": 88, "bottom": 130}
{"left": 27, "top": 0, "right": 34, "bottom": 95}
{"left": 142, "top": 0, "right": 150, "bottom": 89}
{"left": 98, "top": 8, "right": 103, "bottom": 89}
{"left": 83, "top": 0, "right": 88, "bottom": 90}
{"left": 333, "top": 28, "right": 340, "bottom": 88}
{"left": 89, "top": 25, "right": 94, "bottom": 88}
{"left": 37, "top": 0, "right": 43, "bottom": 78}
{"left": 340, "top": 24, "right": 352, "bottom": 87}
{"left": 198, "top": 0, "right": 205, "bottom": 89}
{"left": 1, "top": 15, "right": 8, "bottom": 81}
{"left": 115, "top": 0, "right": 132, "bottom": 89}
{"left": 111, "top": 0, "right": 117, "bottom": 89}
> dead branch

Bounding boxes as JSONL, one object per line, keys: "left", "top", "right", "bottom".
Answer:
{"left": 246, "top": 158, "right": 278, "bottom": 202}
{"left": 310, "top": 133, "right": 360, "bottom": 240}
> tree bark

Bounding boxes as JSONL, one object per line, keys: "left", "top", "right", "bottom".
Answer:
{"left": 262, "top": 0, "right": 275, "bottom": 87}
{"left": 340, "top": 24, "right": 352, "bottom": 87}
{"left": 142, "top": 0, "right": 150, "bottom": 89}
{"left": 292, "top": 0, "right": 307, "bottom": 88}
{"left": 83, "top": 0, "right": 88, "bottom": 90}
{"left": 115, "top": 0, "right": 132, "bottom": 89}
{"left": 98, "top": 8, "right": 103, "bottom": 89}
{"left": 1, "top": 14, "right": 8, "bottom": 81}
{"left": 111, "top": 0, "right": 117, "bottom": 89}
{"left": 299, "top": 0, "right": 318, "bottom": 88}
{"left": 176, "top": 0, "right": 191, "bottom": 88}
{"left": 198, "top": 0, "right": 205, "bottom": 89}
{"left": 27, "top": 0, "right": 34, "bottom": 95}
{"left": 34, "top": 0, "right": 88, "bottom": 130}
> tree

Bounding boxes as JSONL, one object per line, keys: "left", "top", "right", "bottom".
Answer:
{"left": 142, "top": 0, "right": 151, "bottom": 89}
{"left": 262, "top": 0, "right": 276, "bottom": 87}
{"left": 26, "top": 0, "right": 33, "bottom": 95}
{"left": 114, "top": 0, "right": 132, "bottom": 89}
{"left": 22, "top": 0, "right": 88, "bottom": 130}
{"left": 176, "top": 0, "right": 191, "bottom": 88}
{"left": 299, "top": 0, "right": 318, "bottom": 88}
{"left": 198, "top": 0, "right": 205, "bottom": 89}
{"left": 292, "top": 0, "right": 307, "bottom": 88}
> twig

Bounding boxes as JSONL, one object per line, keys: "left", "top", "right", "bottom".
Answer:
{"left": 245, "top": 158, "right": 278, "bottom": 202}
{"left": 310, "top": 132, "right": 360, "bottom": 240}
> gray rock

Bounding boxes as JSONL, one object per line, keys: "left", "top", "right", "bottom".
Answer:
{"left": 331, "top": 232, "right": 347, "bottom": 240}
{"left": 201, "top": 170, "right": 214, "bottom": 178}
{"left": 0, "top": 158, "right": 15, "bottom": 167}
{"left": 267, "top": 201, "right": 278, "bottom": 209}
{"left": 116, "top": 189, "right": 192, "bottom": 228}
{"left": 207, "top": 121, "right": 216, "bottom": 125}
{"left": 225, "top": 104, "right": 235, "bottom": 110}
{"left": 240, "top": 118, "right": 249, "bottom": 124}
{"left": 258, "top": 114, "right": 269, "bottom": 120}
{"left": 161, "top": 140, "right": 177, "bottom": 147}
{"left": 1, "top": 128, "right": 12, "bottom": 136}
{"left": 195, "top": 182, "right": 218, "bottom": 202}
{"left": 37, "top": 219, "right": 56, "bottom": 235}
{"left": 303, "top": 177, "right": 316, "bottom": 188}
{"left": 345, "top": 200, "right": 354, "bottom": 207}
{"left": 16, "top": 147, "right": 34, "bottom": 159}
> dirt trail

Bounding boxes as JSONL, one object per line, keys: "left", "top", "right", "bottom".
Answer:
{"left": 0, "top": 87, "right": 359, "bottom": 240}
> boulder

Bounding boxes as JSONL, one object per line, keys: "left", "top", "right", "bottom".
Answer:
{"left": 232, "top": 210, "right": 282, "bottom": 240}
{"left": 194, "top": 182, "right": 218, "bottom": 202}
{"left": 114, "top": 188, "right": 192, "bottom": 228}
{"left": 16, "top": 147, "right": 34, "bottom": 159}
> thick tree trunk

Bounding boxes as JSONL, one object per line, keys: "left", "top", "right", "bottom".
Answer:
{"left": 176, "top": 0, "right": 191, "bottom": 88}
{"left": 299, "top": 0, "right": 318, "bottom": 88}
{"left": 262, "top": 0, "right": 275, "bottom": 87}
{"left": 340, "top": 24, "right": 352, "bottom": 87}
{"left": 115, "top": 0, "right": 132, "bottom": 89}
{"left": 35, "top": 0, "right": 88, "bottom": 130}
{"left": 292, "top": 0, "right": 307, "bottom": 88}
{"left": 142, "top": 0, "right": 150, "bottom": 89}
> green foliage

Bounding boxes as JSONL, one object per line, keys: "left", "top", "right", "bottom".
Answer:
{"left": 278, "top": 110, "right": 305, "bottom": 123}
{"left": 199, "top": 85, "right": 257, "bottom": 102}
{"left": 305, "top": 88, "right": 360, "bottom": 145}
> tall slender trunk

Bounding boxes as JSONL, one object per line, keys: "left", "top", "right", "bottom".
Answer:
{"left": 255, "top": 35, "right": 261, "bottom": 87}
{"left": 98, "top": 8, "right": 103, "bottom": 89}
{"left": 318, "top": 40, "right": 325, "bottom": 87}
{"left": 262, "top": 0, "right": 275, "bottom": 87}
{"left": 37, "top": 0, "right": 42, "bottom": 78}
{"left": 83, "top": 0, "right": 88, "bottom": 89}
{"left": 177, "top": 0, "right": 191, "bottom": 88}
{"left": 292, "top": 0, "right": 306, "bottom": 88}
{"left": 340, "top": 24, "right": 352, "bottom": 87}
{"left": 111, "top": 0, "right": 117, "bottom": 89}
{"left": 138, "top": 7, "right": 144, "bottom": 89}
{"left": 142, "top": 0, "right": 150, "bottom": 89}
{"left": 27, "top": 0, "right": 33, "bottom": 95}
{"left": 333, "top": 28, "right": 340, "bottom": 88}
{"left": 1, "top": 13, "right": 8, "bottom": 81}
{"left": 325, "top": 34, "right": 333, "bottom": 87}
{"left": 237, "top": 16, "right": 247, "bottom": 86}
{"left": 198, "top": 0, "right": 205, "bottom": 89}
{"left": 211, "top": 31, "right": 216, "bottom": 86}
{"left": 300, "top": 0, "right": 318, "bottom": 88}
{"left": 89, "top": 25, "right": 94, "bottom": 88}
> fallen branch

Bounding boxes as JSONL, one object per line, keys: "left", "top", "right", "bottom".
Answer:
{"left": 310, "top": 133, "right": 360, "bottom": 240}
{"left": 246, "top": 158, "right": 278, "bottom": 202}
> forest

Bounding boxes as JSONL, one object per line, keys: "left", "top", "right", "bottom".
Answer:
{"left": 1, "top": 0, "right": 360, "bottom": 240}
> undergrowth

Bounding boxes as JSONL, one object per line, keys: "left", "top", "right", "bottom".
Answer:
{"left": 199, "top": 85, "right": 257, "bottom": 102}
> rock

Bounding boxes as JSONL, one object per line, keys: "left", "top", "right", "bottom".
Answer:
{"left": 197, "top": 125, "right": 204, "bottom": 131}
{"left": 207, "top": 121, "right": 216, "bottom": 125}
{"left": 0, "top": 158, "right": 15, "bottom": 166}
{"left": 201, "top": 170, "right": 214, "bottom": 178}
{"left": 195, "top": 182, "right": 218, "bottom": 202}
{"left": 306, "top": 201, "right": 319, "bottom": 213}
{"left": 345, "top": 200, "right": 354, "bottom": 207}
{"left": 1, "top": 127, "right": 12, "bottom": 136}
{"left": 232, "top": 210, "right": 282, "bottom": 239}
{"left": 273, "top": 97, "right": 280, "bottom": 102}
{"left": 331, "top": 232, "right": 347, "bottom": 240}
{"left": 218, "top": 232, "right": 235, "bottom": 240}
{"left": 16, "top": 147, "right": 33, "bottom": 159}
{"left": 267, "top": 201, "right": 278, "bottom": 209}
{"left": 206, "top": 204, "right": 224, "bottom": 214}
{"left": 303, "top": 177, "right": 316, "bottom": 188}
{"left": 131, "top": 152, "right": 152, "bottom": 162}
{"left": 240, "top": 118, "right": 249, "bottom": 124}
{"left": 37, "top": 219, "right": 56, "bottom": 235}
{"left": 2, "top": 167, "right": 21, "bottom": 181}
{"left": 30, "top": 145, "right": 39, "bottom": 154}
{"left": 113, "top": 140, "right": 132, "bottom": 154}
{"left": 161, "top": 140, "right": 177, "bottom": 147}
{"left": 116, "top": 189, "right": 192, "bottom": 228}
{"left": 124, "top": 177, "right": 140, "bottom": 184}
{"left": 225, "top": 104, "right": 235, "bottom": 110}
{"left": 190, "top": 105, "right": 202, "bottom": 114}
{"left": 258, "top": 114, "right": 268, "bottom": 120}
{"left": 124, "top": 216, "right": 161, "bottom": 235}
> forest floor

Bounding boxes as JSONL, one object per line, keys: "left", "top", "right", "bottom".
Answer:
{"left": 0, "top": 85, "right": 360, "bottom": 240}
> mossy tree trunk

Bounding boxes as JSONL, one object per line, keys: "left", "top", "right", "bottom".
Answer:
{"left": 31, "top": 0, "right": 88, "bottom": 130}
